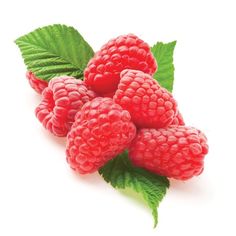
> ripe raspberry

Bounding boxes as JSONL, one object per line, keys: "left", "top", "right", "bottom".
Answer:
{"left": 129, "top": 127, "right": 208, "bottom": 180}
{"left": 84, "top": 34, "right": 157, "bottom": 95}
{"left": 26, "top": 71, "right": 48, "bottom": 94}
{"left": 35, "top": 76, "right": 97, "bottom": 137}
{"left": 66, "top": 97, "right": 136, "bottom": 174}
{"left": 171, "top": 111, "right": 185, "bottom": 126}
{"left": 114, "top": 69, "right": 178, "bottom": 128}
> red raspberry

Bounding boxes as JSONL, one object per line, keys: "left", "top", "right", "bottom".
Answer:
{"left": 84, "top": 34, "right": 157, "bottom": 95}
{"left": 26, "top": 71, "right": 48, "bottom": 94}
{"left": 35, "top": 76, "right": 97, "bottom": 137}
{"left": 114, "top": 69, "right": 178, "bottom": 128}
{"left": 171, "top": 111, "right": 185, "bottom": 126}
{"left": 129, "top": 127, "right": 208, "bottom": 180}
{"left": 66, "top": 97, "right": 136, "bottom": 174}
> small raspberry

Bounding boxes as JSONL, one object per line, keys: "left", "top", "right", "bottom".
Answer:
{"left": 171, "top": 111, "right": 185, "bottom": 126}
{"left": 35, "top": 76, "right": 97, "bottom": 137}
{"left": 114, "top": 69, "right": 178, "bottom": 128}
{"left": 84, "top": 34, "right": 157, "bottom": 95}
{"left": 129, "top": 127, "right": 208, "bottom": 180}
{"left": 26, "top": 71, "right": 48, "bottom": 94}
{"left": 66, "top": 97, "right": 136, "bottom": 174}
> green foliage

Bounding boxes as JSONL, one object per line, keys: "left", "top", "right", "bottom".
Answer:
{"left": 151, "top": 41, "right": 176, "bottom": 92}
{"left": 15, "top": 24, "right": 94, "bottom": 81}
{"left": 99, "top": 152, "right": 169, "bottom": 227}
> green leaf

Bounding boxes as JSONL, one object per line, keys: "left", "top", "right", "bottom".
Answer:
{"left": 99, "top": 151, "right": 169, "bottom": 227}
{"left": 151, "top": 41, "right": 176, "bottom": 92}
{"left": 15, "top": 24, "right": 94, "bottom": 81}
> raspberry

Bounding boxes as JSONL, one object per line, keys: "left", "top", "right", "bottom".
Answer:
{"left": 171, "top": 111, "right": 185, "bottom": 126}
{"left": 129, "top": 127, "right": 208, "bottom": 180}
{"left": 35, "top": 76, "right": 97, "bottom": 137}
{"left": 84, "top": 34, "right": 157, "bottom": 95}
{"left": 114, "top": 69, "right": 178, "bottom": 128}
{"left": 66, "top": 97, "right": 136, "bottom": 174}
{"left": 26, "top": 71, "right": 48, "bottom": 94}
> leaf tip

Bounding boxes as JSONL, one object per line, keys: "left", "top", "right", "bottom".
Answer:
{"left": 153, "top": 221, "right": 158, "bottom": 228}
{"left": 152, "top": 207, "right": 158, "bottom": 228}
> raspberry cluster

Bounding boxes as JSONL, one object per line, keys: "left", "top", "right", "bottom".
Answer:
{"left": 28, "top": 34, "right": 208, "bottom": 180}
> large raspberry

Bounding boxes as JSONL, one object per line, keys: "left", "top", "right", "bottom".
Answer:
{"left": 114, "top": 69, "right": 178, "bottom": 128}
{"left": 35, "top": 76, "right": 97, "bottom": 137}
{"left": 66, "top": 97, "right": 136, "bottom": 174}
{"left": 171, "top": 111, "right": 185, "bottom": 126}
{"left": 129, "top": 127, "right": 208, "bottom": 180}
{"left": 84, "top": 34, "right": 157, "bottom": 95}
{"left": 26, "top": 71, "right": 48, "bottom": 94}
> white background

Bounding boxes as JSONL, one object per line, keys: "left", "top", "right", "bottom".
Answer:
{"left": 0, "top": 0, "right": 235, "bottom": 235}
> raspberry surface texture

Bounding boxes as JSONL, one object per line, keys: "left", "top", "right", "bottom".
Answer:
{"left": 66, "top": 97, "right": 136, "bottom": 174}
{"left": 84, "top": 34, "right": 157, "bottom": 95}
{"left": 35, "top": 76, "right": 97, "bottom": 137}
{"left": 114, "top": 69, "right": 178, "bottom": 128}
{"left": 129, "top": 126, "right": 208, "bottom": 180}
{"left": 171, "top": 111, "right": 185, "bottom": 126}
{"left": 26, "top": 71, "right": 48, "bottom": 94}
